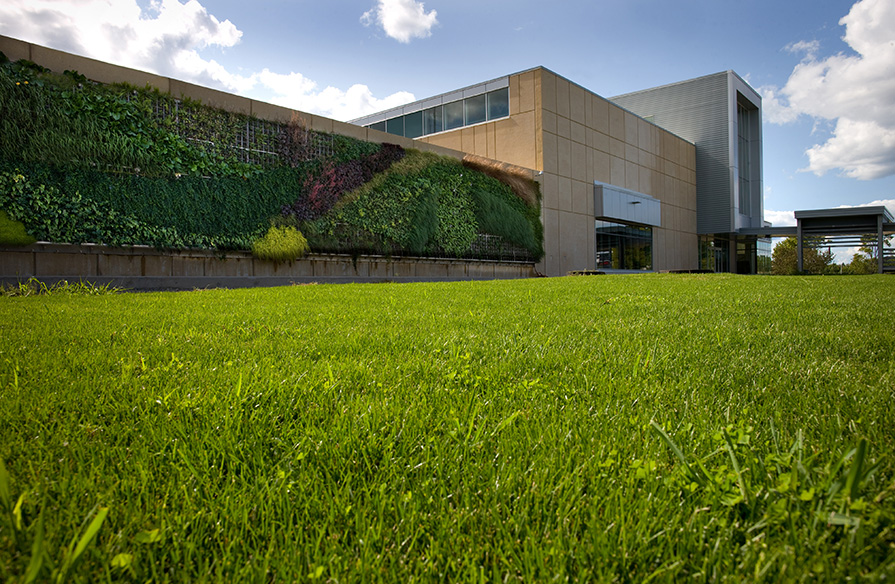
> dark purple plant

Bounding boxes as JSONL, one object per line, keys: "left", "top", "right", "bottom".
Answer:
{"left": 283, "top": 143, "right": 405, "bottom": 221}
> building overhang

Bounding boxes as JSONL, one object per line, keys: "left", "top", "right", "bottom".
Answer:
{"left": 738, "top": 226, "right": 796, "bottom": 237}
{"left": 594, "top": 182, "right": 661, "bottom": 227}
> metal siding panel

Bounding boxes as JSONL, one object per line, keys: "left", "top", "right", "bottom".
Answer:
{"left": 612, "top": 73, "right": 735, "bottom": 234}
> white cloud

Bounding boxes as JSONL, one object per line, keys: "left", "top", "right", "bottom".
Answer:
{"left": 361, "top": 0, "right": 438, "bottom": 43}
{"left": 805, "top": 119, "right": 895, "bottom": 180}
{"left": 758, "top": 85, "right": 799, "bottom": 125}
{"left": 764, "top": 209, "right": 796, "bottom": 227}
{"left": 785, "top": 40, "right": 820, "bottom": 58}
{"left": 759, "top": 0, "right": 895, "bottom": 180}
{"left": 257, "top": 70, "right": 415, "bottom": 121}
{"left": 0, "top": 0, "right": 243, "bottom": 77}
{"left": 0, "top": 0, "right": 415, "bottom": 121}
{"left": 837, "top": 198, "right": 895, "bottom": 216}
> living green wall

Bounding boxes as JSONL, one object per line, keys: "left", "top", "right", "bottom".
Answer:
{"left": 0, "top": 53, "right": 542, "bottom": 260}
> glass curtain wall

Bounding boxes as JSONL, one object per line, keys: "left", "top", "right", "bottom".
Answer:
{"left": 595, "top": 220, "right": 653, "bottom": 270}
{"left": 736, "top": 101, "right": 759, "bottom": 220}
{"left": 757, "top": 237, "right": 772, "bottom": 274}
{"left": 699, "top": 235, "right": 730, "bottom": 272}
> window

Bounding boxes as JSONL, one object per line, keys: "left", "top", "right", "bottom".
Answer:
{"left": 404, "top": 111, "right": 423, "bottom": 139}
{"left": 596, "top": 220, "right": 652, "bottom": 270}
{"left": 465, "top": 94, "right": 487, "bottom": 125}
{"left": 737, "top": 102, "right": 757, "bottom": 217}
{"left": 757, "top": 237, "right": 772, "bottom": 274}
{"left": 423, "top": 106, "right": 443, "bottom": 134}
{"left": 386, "top": 117, "right": 404, "bottom": 136}
{"left": 365, "top": 87, "right": 511, "bottom": 138}
{"left": 699, "top": 235, "right": 729, "bottom": 272}
{"left": 444, "top": 101, "right": 465, "bottom": 131}
{"left": 487, "top": 88, "right": 509, "bottom": 120}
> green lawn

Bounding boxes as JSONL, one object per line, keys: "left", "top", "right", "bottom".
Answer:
{"left": 1, "top": 274, "right": 893, "bottom": 582}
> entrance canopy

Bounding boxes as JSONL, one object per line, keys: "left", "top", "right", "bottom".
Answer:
{"left": 739, "top": 206, "right": 895, "bottom": 273}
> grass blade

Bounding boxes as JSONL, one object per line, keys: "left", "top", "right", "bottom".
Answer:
{"left": 845, "top": 438, "right": 867, "bottom": 502}
{"left": 650, "top": 420, "right": 706, "bottom": 487}
{"left": 0, "top": 458, "right": 10, "bottom": 511}
{"left": 722, "top": 428, "right": 750, "bottom": 505}
{"left": 60, "top": 506, "right": 109, "bottom": 579}
{"left": 24, "top": 511, "right": 46, "bottom": 584}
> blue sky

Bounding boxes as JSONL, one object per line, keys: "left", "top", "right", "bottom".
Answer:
{"left": 1, "top": 0, "right": 894, "bottom": 231}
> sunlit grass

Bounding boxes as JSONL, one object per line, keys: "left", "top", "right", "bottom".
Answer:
{"left": 1, "top": 274, "right": 893, "bottom": 582}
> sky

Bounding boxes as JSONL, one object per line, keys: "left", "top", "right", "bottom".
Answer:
{"left": 1, "top": 0, "right": 894, "bottom": 246}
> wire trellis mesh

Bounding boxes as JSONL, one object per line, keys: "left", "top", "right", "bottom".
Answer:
{"left": 145, "top": 98, "right": 333, "bottom": 168}
{"left": 467, "top": 234, "right": 535, "bottom": 262}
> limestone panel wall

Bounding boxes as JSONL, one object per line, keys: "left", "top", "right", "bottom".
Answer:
{"left": 539, "top": 70, "right": 697, "bottom": 275}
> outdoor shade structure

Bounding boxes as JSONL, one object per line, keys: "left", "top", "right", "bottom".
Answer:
{"left": 795, "top": 208, "right": 895, "bottom": 273}
{"left": 741, "top": 206, "right": 895, "bottom": 273}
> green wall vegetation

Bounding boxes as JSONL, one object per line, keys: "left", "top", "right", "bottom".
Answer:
{"left": 0, "top": 54, "right": 542, "bottom": 261}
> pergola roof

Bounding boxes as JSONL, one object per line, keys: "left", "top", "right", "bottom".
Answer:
{"left": 794, "top": 206, "right": 895, "bottom": 235}
{"left": 739, "top": 206, "right": 895, "bottom": 238}
{"left": 738, "top": 206, "right": 894, "bottom": 273}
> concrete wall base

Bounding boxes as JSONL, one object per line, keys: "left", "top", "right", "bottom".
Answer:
{"left": 1, "top": 243, "right": 537, "bottom": 291}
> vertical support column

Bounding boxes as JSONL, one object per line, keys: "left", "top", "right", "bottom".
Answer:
{"left": 730, "top": 234, "right": 738, "bottom": 274}
{"left": 796, "top": 221, "right": 804, "bottom": 273}
{"left": 878, "top": 215, "right": 885, "bottom": 274}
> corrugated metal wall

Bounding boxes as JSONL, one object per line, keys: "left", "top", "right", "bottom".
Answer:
{"left": 611, "top": 72, "right": 734, "bottom": 235}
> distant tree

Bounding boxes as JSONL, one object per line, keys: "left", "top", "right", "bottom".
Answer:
{"left": 848, "top": 233, "right": 893, "bottom": 274}
{"left": 849, "top": 252, "right": 877, "bottom": 274}
{"left": 771, "top": 237, "right": 834, "bottom": 275}
{"left": 772, "top": 238, "right": 797, "bottom": 275}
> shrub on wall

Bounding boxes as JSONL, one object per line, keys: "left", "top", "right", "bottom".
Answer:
{"left": 0, "top": 58, "right": 310, "bottom": 179}
{"left": 462, "top": 154, "right": 540, "bottom": 207}
{"left": 251, "top": 224, "right": 310, "bottom": 262}
{"left": 0, "top": 209, "right": 36, "bottom": 246}
{"left": 0, "top": 170, "right": 174, "bottom": 247}
{"left": 467, "top": 173, "right": 543, "bottom": 256}
{"left": 0, "top": 162, "right": 285, "bottom": 249}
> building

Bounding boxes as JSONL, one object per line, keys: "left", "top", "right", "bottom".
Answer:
{"left": 0, "top": 33, "right": 785, "bottom": 275}
{"left": 353, "top": 67, "right": 771, "bottom": 275}
{"left": 611, "top": 71, "right": 767, "bottom": 273}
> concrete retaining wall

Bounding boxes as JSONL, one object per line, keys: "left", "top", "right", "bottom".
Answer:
{"left": 0, "top": 244, "right": 538, "bottom": 290}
